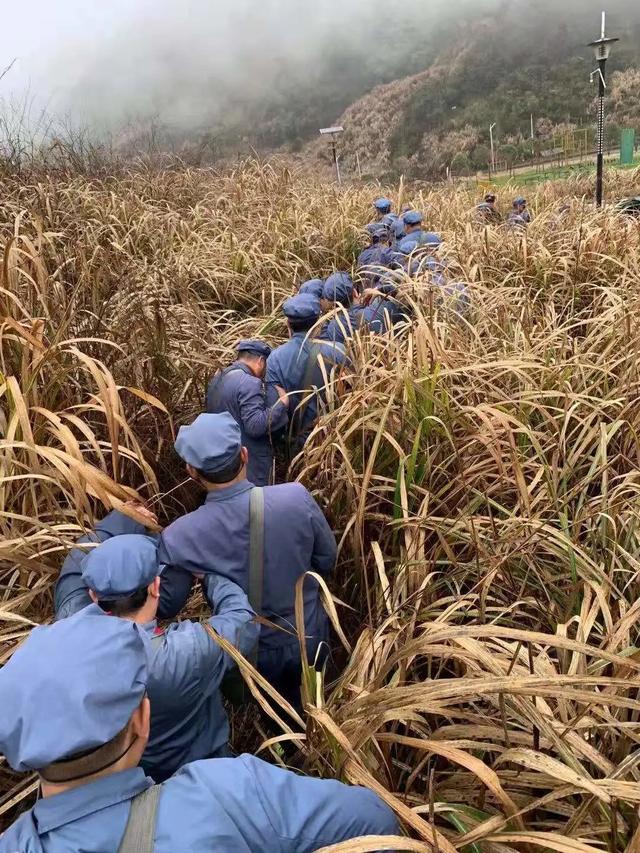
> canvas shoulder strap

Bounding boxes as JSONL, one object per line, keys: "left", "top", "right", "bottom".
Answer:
{"left": 248, "top": 487, "right": 264, "bottom": 616}
{"left": 118, "top": 785, "right": 162, "bottom": 853}
{"left": 301, "top": 342, "right": 323, "bottom": 392}
{"left": 290, "top": 343, "right": 322, "bottom": 434}
{"left": 292, "top": 340, "right": 345, "bottom": 435}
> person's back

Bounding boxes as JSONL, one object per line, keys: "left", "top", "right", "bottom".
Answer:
{"left": 54, "top": 522, "right": 257, "bottom": 782}
{"left": 157, "top": 413, "right": 338, "bottom": 703}
{"left": 363, "top": 291, "right": 409, "bottom": 334}
{"left": 159, "top": 481, "right": 335, "bottom": 674}
{"left": 357, "top": 242, "right": 383, "bottom": 269}
{"left": 137, "top": 572, "right": 255, "bottom": 780}
{"left": 2, "top": 754, "right": 397, "bottom": 852}
{"left": 266, "top": 294, "right": 347, "bottom": 444}
{"left": 357, "top": 224, "right": 394, "bottom": 274}
{"left": 205, "top": 340, "right": 288, "bottom": 486}
{"left": 0, "top": 608, "right": 400, "bottom": 852}
{"left": 318, "top": 272, "right": 365, "bottom": 347}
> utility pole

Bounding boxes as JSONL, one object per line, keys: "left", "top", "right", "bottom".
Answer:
{"left": 355, "top": 150, "right": 362, "bottom": 180}
{"left": 489, "top": 123, "right": 497, "bottom": 176}
{"left": 319, "top": 126, "right": 344, "bottom": 186}
{"left": 588, "top": 12, "right": 618, "bottom": 207}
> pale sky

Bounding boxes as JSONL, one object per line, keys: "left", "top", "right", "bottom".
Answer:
{"left": 0, "top": 0, "right": 617, "bottom": 132}
{"left": 0, "top": 0, "right": 468, "bottom": 126}
{"left": 1, "top": 1, "right": 152, "bottom": 93}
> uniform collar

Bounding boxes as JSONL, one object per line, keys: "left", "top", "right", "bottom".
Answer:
{"left": 231, "top": 360, "right": 253, "bottom": 376}
{"left": 32, "top": 768, "right": 151, "bottom": 833}
{"left": 204, "top": 479, "right": 255, "bottom": 503}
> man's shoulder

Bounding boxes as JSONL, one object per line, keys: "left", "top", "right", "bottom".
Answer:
{"left": 164, "top": 754, "right": 261, "bottom": 800}
{"left": 263, "top": 482, "right": 311, "bottom": 506}
{"left": 145, "top": 622, "right": 208, "bottom": 676}
{"left": 167, "top": 753, "right": 280, "bottom": 793}
{"left": 161, "top": 504, "right": 209, "bottom": 541}
{"left": 229, "top": 366, "right": 259, "bottom": 387}
{"left": 269, "top": 339, "right": 298, "bottom": 359}
{"left": 317, "top": 337, "right": 347, "bottom": 361}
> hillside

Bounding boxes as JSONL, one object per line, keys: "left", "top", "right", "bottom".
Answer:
{"left": 300, "top": 1, "right": 640, "bottom": 180}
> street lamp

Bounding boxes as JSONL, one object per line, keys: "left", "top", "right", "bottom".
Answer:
{"left": 319, "top": 126, "right": 344, "bottom": 186}
{"left": 588, "top": 11, "right": 618, "bottom": 207}
{"left": 489, "top": 123, "right": 497, "bottom": 177}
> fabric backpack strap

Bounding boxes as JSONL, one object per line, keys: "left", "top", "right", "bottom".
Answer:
{"left": 291, "top": 340, "right": 345, "bottom": 437}
{"left": 248, "top": 487, "right": 265, "bottom": 617}
{"left": 207, "top": 366, "right": 244, "bottom": 412}
{"left": 118, "top": 785, "right": 162, "bottom": 853}
{"left": 292, "top": 342, "right": 323, "bottom": 435}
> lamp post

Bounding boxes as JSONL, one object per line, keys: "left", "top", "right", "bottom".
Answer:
{"left": 319, "top": 126, "right": 344, "bottom": 186}
{"left": 489, "top": 123, "right": 497, "bottom": 177}
{"left": 588, "top": 12, "right": 618, "bottom": 207}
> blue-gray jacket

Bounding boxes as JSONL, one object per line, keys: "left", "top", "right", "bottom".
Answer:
{"left": 205, "top": 360, "right": 288, "bottom": 486}
{"left": 362, "top": 296, "right": 410, "bottom": 334}
{"left": 158, "top": 481, "right": 337, "bottom": 674}
{"left": 320, "top": 305, "right": 366, "bottom": 346}
{"left": 53, "top": 512, "right": 258, "bottom": 782}
{"left": 266, "top": 333, "right": 347, "bottom": 443}
{"left": 357, "top": 244, "right": 395, "bottom": 271}
{"left": 0, "top": 755, "right": 399, "bottom": 852}
{"left": 54, "top": 510, "right": 148, "bottom": 620}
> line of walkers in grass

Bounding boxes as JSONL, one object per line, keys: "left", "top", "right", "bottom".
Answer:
{"left": 0, "top": 195, "right": 474, "bottom": 851}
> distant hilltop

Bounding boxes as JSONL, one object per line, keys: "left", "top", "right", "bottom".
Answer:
{"left": 302, "top": 6, "right": 640, "bottom": 181}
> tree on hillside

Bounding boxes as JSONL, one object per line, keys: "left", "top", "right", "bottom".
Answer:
{"left": 498, "top": 144, "right": 519, "bottom": 172}
{"left": 470, "top": 144, "right": 491, "bottom": 171}
{"left": 450, "top": 152, "right": 472, "bottom": 176}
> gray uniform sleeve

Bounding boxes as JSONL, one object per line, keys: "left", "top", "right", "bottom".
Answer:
{"left": 195, "top": 575, "right": 259, "bottom": 682}
{"left": 242, "top": 754, "right": 399, "bottom": 851}
{"left": 157, "top": 536, "right": 195, "bottom": 619}
{"left": 237, "top": 375, "right": 288, "bottom": 439}
{"left": 265, "top": 356, "right": 284, "bottom": 388}
{"left": 54, "top": 510, "right": 148, "bottom": 620}
{"left": 304, "top": 490, "right": 337, "bottom": 577}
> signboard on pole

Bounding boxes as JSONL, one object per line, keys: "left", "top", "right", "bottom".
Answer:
{"left": 620, "top": 128, "right": 635, "bottom": 165}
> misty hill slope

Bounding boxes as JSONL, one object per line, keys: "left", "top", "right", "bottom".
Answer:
{"left": 303, "top": 2, "right": 640, "bottom": 180}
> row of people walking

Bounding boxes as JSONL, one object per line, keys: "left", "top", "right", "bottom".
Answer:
{"left": 1, "top": 410, "right": 399, "bottom": 850}
{"left": 0, "top": 194, "right": 469, "bottom": 850}
{"left": 476, "top": 193, "right": 532, "bottom": 226}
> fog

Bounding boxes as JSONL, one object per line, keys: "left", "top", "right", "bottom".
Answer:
{"left": 1, "top": 0, "right": 497, "bottom": 129}
{"left": 0, "top": 0, "right": 634, "bottom": 144}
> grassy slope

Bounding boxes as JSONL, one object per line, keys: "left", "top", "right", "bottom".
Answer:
{"left": 304, "top": 4, "right": 640, "bottom": 180}
{"left": 2, "top": 162, "right": 640, "bottom": 848}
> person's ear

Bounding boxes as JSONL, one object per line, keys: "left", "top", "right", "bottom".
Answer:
{"left": 131, "top": 696, "right": 151, "bottom": 741}
{"left": 241, "top": 446, "right": 249, "bottom": 465}
{"left": 186, "top": 463, "right": 199, "bottom": 482}
{"left": 148, "top": 576, "right": 161, "bottom": 599}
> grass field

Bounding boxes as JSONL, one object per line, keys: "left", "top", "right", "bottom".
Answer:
{"left": 487, "top": 156, "right": 640, "bottom": 187}
{"left": 2, "top": 159, "right": 640, "bottom": 850}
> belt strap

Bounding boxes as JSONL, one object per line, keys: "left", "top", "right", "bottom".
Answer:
{"left": 294, "top": 343, "right": 322, "bottom": 431}
{"left": 294, "top": 339, "right": 345, "bottom": 433}
{"left": 248, "top": 487, "right": 264, "bottom": 616}
{"left": 118, "top": 785, "right": 162, "bottom": 853}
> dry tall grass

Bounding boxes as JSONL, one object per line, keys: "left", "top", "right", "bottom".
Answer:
{"left": 2, "top": 159, "right": 640, "bottom": 850}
